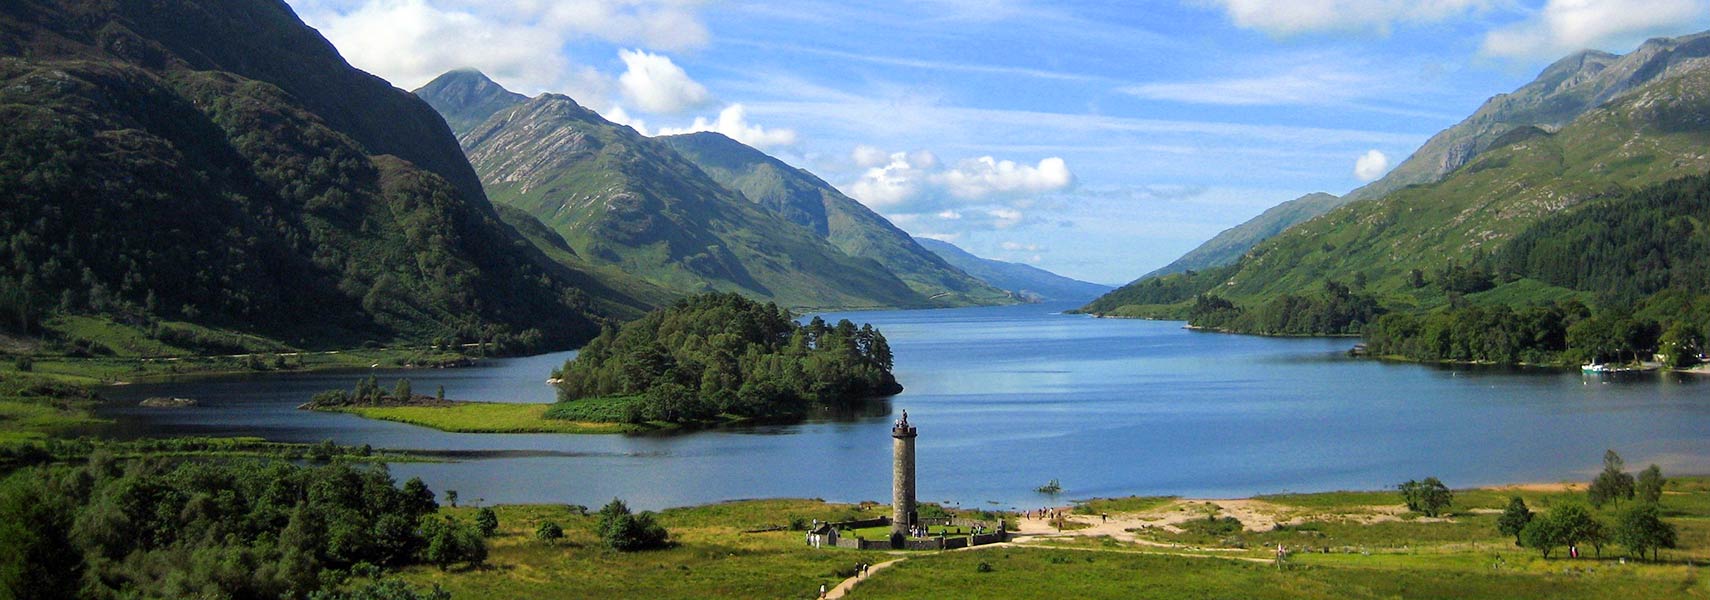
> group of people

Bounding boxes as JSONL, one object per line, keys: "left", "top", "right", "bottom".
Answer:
{"left": 818, "top": 564, "right": 874, "bottom": 599}
{"left": 1026, "top": 507, "right": 1061, "bottom": 520}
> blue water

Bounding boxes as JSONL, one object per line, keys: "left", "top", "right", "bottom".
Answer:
{"left": 96, "top": 302, "right": 1710, "bottom": 510}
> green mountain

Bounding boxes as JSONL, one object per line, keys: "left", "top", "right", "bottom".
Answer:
{"left": 1082, "top": 50, "right": 1710, "bottom": 330}
{"left": 1138, "top": 30, "right": 1710, "bottom": 281}
{"left": 413, "top": 68, "right": 527, "bottom": 137}
{"left": 657, "top": 132, "right": 1014, "bottom": 306}
{"left": 0, "top": 0, "right": 654, "bottom": 352}
{"left": 913, "top": 238, "right": 1111, "bottom": 302}
{"left": 414, "top": 72, "right": 931, "bottom": 310}
{"left": 1145, "top": 192, "right": 1342, "bottom": 278}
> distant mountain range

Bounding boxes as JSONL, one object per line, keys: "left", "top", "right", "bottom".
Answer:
{"left": 1083, "top": 30, "right": 1710, "bottom": 329}
{"left": 1142, "top": 31, "right": 1710, "bottom": 280}
{"left": 0, "top": 0, "right": 651, "bottom": 350}
{"left": 914, "top": 239, "right": 1111, "bottom": 303}
{"left": 658, "top": 132, "right": 1013, "bottom": 306}
{"left": 416, "top": 70, "right": 1014, "bottom": 311}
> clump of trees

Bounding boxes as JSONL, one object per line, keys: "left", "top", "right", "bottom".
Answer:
{"left": 550, "top": 293, "right": 900, "bottom": 424}
{"left": 1398, "top": 477, "right": 1453, "bottom": 517}
{"left": 309, "top": 377, "right": 439, "bottom": 408}
{"left": 596, "top": 499, "right": 669, "bottom": 552}
{"left": 1189, "top": 280, "right": 1382, "bottom": 335}
{"left": 1509, "top": 450, "right": 1678, "bottom": 561}
{"left": 0, "top": 455, "right": 479, "bottom": 598}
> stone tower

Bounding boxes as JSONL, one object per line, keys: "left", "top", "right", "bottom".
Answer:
{"left": 891, "top": 410, "right": 917, "bottom": 537}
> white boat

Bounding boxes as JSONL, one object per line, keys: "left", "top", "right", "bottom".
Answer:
{"left": 1581, "top": 363, "right": 1609, "bottom": 374}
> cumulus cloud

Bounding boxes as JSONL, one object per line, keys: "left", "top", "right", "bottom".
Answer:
{"left": 286, "top": 0, "right": 707, "bottom": 94}
{"left": 1481, "top": 0, "right": 1709, "bottom": 60}
{"left": 852, "top": 145, "right": 890, "bottom": 168}
{"left": 847, "top": 150, "right": 1074, "bottom": 211}
{"left": 657, "top": 104, "right": 798, "bottom": 149}
{"left": 617, "top": 49, "right": 713, "bottom": 114}
{"left": 1202, "top": 0, "right": 1490, "bottom": 36}
{"left": 1354, "top": 149, "right": 1390, "bottom": 181}
{"left": 938, "top": 157, "right": 1075, "bottom": 199}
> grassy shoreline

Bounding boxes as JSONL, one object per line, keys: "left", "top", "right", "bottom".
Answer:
{"left": 317, "top": 402, "right": 641, "bottom": 434}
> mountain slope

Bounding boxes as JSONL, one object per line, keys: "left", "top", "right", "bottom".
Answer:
{"left": 414, "top": 69, "right": 526, "bottom": 137}
{"left": 1083, "top": 55, "right": 1710, "bottom": 326}
{"left": 1145, "top": 192, "right": 1342, "bottom": 278}
{"left": 0, "top": 0, "right": 627, "bottom": 350}
{"left": 658, "top": 132, "right": 1014, "bottom": 306}
{"left": 1134, "top": 31, "right": 1710, "bottom": 283}
{"left": 914, "top": 238, "right": 1111, "bottom": 302}
{"left": 1345, "top": 31, "right": 1710, "bottom": 205}
{"left": 436, "top": 85, "right": 930, "bottom": 310}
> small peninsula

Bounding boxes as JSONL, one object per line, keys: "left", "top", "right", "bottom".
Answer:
{"left": 549, "top": 292, "right": 902, "bottom": 425}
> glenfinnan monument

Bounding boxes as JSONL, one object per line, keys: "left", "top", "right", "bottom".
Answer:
{"left": 891, "top": 410, "right": 917, "bottom": 537}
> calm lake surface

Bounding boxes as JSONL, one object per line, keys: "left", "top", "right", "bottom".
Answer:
{"left": 97, "top": 302, "right": 1710, "bottom": 510}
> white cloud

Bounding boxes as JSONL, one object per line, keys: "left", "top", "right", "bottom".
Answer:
{"left": 1354, "top": 149, "right": 1390, "bottom": 181}
{"left": 1123, "top": 68, "right": 1375, "bottom": 106}
{"left": 853, "top": 145, "right": 890, "bottom": 168}
{"left": 844, "top": 150, "right": 1073, "bottom": 210}
{"left": 657, "top": 104, "right": 798, "bottom": 149}
{"left": 1001, "top": 241, "right": 1042, "bottom": 251}
{"left": 286, "top": 0, "right": 707, "bottom": 94}
{"left": 1202, "top": 0, "right": 1491, "bottom": 36}
{"left": 1480, "top": 0, "right": 1710, "bottom": 60}
{"left": 938, "top": 156, "right": 1075, "bottom": 199}
{"left": 618, "top": 49, "right": 713, "bottom": 114}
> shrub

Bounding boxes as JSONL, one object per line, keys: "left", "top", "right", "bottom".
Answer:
{"left": 535, "top": 521, "right": 564, "bottom": 544}
{"left": 475, "top": 508, "right": 499, "bottom": 537}
{"left": 597, "top": 499, "right": 669, "bottom": 552}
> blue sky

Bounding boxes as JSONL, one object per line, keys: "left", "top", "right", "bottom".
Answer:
{"left": 286, "top": 0, "right": 1710, "bottom": 284}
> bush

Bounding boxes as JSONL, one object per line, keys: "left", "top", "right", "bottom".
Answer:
{"left": 475, "top": 507, "right": 499, "bottom": 537}
{"left": 976, "top": 561, "right": 993, "bottom": 573}
{"left": 535, "top": 521, "right": 564, "bottom": 544}
{"left": 1399, "top": 477, "right": 1453, "bottom": 517}
{"left": 597, "top": 499, "right": 670, "bottom": 552}
{"left": 420, "top": 516, "right": 487, "bottom": 570}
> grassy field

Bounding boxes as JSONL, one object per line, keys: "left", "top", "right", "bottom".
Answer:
{"left": 324, "top": 402, "right": 638, "bottom": 434}
{"left": 389, "top": 500, "right": 882, "bottom": 598}
{"left": 854, "top": 547, "right": 1703, "bottom": 599}
{"left": 376, "top": 478, "right": 1710, "bottom": 599}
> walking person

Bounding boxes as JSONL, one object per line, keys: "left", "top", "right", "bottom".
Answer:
{"left": 819, "top": 583, "right": 827, "bottom": 599}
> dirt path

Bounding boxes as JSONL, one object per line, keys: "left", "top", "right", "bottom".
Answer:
{"left": 824, "top": 556, "right": 905, "bottom": 599}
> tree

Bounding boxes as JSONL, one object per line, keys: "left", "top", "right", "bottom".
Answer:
{"left": 1588, "top": 450, "right": 1635, "bottom": 508}
{"left": 1636, "top": 465, "right": 1665, "bottom": 505}
{"left": 1614, "top": 504, "right": 1677, "bottom": 561}
{"left": 1399, "top": 477, "right": 1453, "bottom": 517}
{"left": 475, "top": 507, "right": 499, "bottom": 537}
{"left": 1520, "top": 512, "right": 1565, "bottom": 558}
{"left": 399, "top": 477, "right": 438, "bottom": 518}
{"left": 597, "top": 498, "right": 669, "bottom": 552}
{"left": 420, "top": 517, "right": 486, "bottom": 571}
{"left": 0, "top": 473, "right": 83, "bottom": 600}
{"left": 535, "top": 521, "right": 564, "bottom": 544}
{"left": 1658, "top": 321, "right": 1702, "bottom": 368}
{"left": 445, "top": 490, "right": 458, "bottom": 508}
{"left": 1497, "top": 496, "right": 1533, "bottom": 546}
{"left": 393, "top": 379, "right": 412, "bottom": 401}
{"left": 1554, "top": 503, "right": 1607, "bottom": 558}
